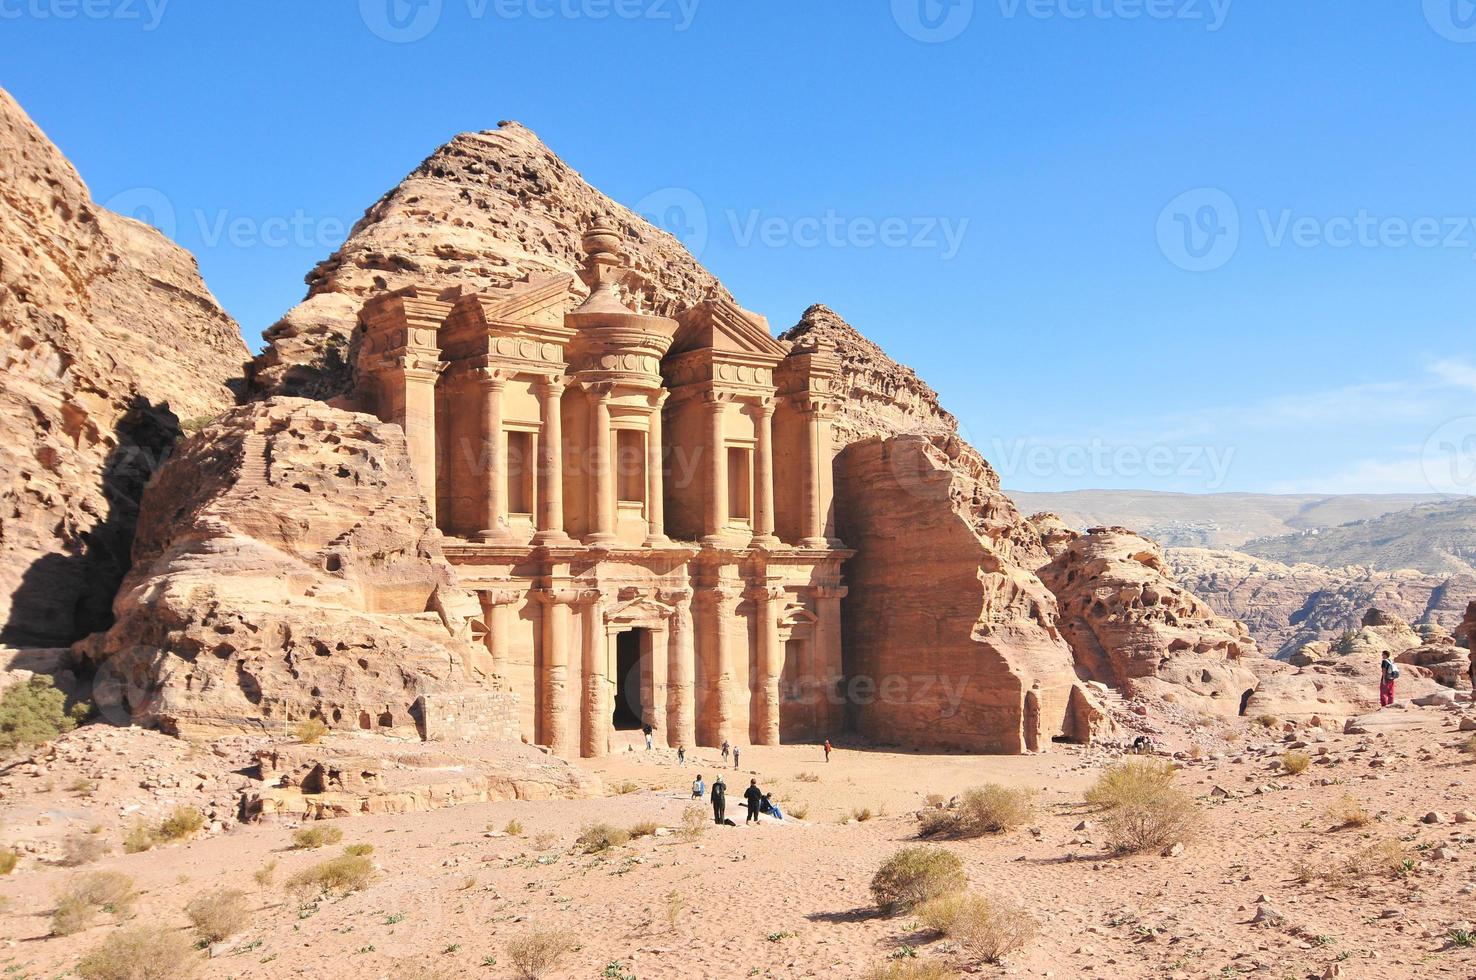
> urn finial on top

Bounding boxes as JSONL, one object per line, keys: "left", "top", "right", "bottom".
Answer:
{"left": 575, "top": 219, "right": 644, "bottom": 314}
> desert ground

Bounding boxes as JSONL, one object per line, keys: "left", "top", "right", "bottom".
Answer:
{"left": 2, "top": 704, "right": 1475, "bottom": 980}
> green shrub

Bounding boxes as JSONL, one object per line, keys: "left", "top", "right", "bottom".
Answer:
{"left": 1086, "top": 760, "right": 1177, "bottom": 810}
{"left": 627, "top": 820, "right": 659, "bottom": 839}
{"left": 576, "top": 823, "right": 630, "bottom": 853}
{"left": 343, "top": 843, "right": 374, "bottom": 857}
{"left": 291, "top": 826, "right": 344, "bottom": 850}
{"left": 123, "top": 820, "right": 155, "bottom": 854}
{"left": 918, "top": 892, "right": 1038, "bottom": 963}
{"left": 0, "top": 676, "right": 86, "bottom": 755}
{"left": 924, "top": 784, "right": 1035, "bottom": 837}
{"left": 293, "top": 718, "right": 328, "bottom": 744}
{"left": 870, "top": 847, "right": 966, "bottom": 913}
{"left": 285, "top": 854, "right": 374, "bottom": 896}
{"left": 76, "top": 925, "right": 198, "bottom": 980}
{"left": 156, "top": 807, "right": 204, "bottom": 842}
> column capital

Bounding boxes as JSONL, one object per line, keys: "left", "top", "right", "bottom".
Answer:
{"left": 814, "top": 585, "right": 849, "bottom": 601}
{"left": 584, "top": 380, "right": 616, "bottom": 400}
{"left": 743, "top": 398, "right": 776, "bottom": 420}
{"left": 536, "top": 374, "right": 569, "bottom": 396}
{"left": 647, "top": 389, "right": 670, "bottom": 410}
{"left": 657, "top": 588, "right": 693, "bottom": 606}
{"left": 532, "top": 588, "right": 584, "bottom": 607}
{"left": 478, "top": 367, "right": 510, "bottom": 389}
{"left": 745, "top": 584, "right": 788, "bottom": 603}
{"left": 699, "top": 583, "right": 744, "bottom": 603}
{"left": 478, "top": 587, "right": 523, "bottom": 608}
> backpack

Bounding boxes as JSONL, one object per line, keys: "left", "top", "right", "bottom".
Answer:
{"left": 1388, "top": 664, "right": 1400, "bottom": 680}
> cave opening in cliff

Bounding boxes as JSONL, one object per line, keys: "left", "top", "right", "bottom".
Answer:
{"left": 613, "top": 628, "right": 646, "bottom": 730}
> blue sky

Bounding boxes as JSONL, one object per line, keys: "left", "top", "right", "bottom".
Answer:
{"left": 5, "top": 0, "right": 1476, "bottom": 495}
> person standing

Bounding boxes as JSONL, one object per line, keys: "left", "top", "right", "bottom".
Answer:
{"left": 711, "top": 774, "right": 726, "bottom": 825}
{"left": 643, "top": 723, "right": 654, "bottom": 751}
{"left": 677, "top": 745, "right": 686, "bottom": 766}
{"left": 721, "top": 739, "right": 730, "bottom": 763}
{"left": 743, "top": 778, "right": 764, "bottom": 824}
{"left": 823, "top": 738, "right": 832, "bottom": 763}
{"left": 1379, "top": 652, "right": 1398, "bottom": 708}
{"left": 732, "top": 745, "right": 741, "bottom": 769}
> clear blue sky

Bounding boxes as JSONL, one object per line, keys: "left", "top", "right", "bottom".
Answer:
{"left": 6, "top": 1, "right": 1476, "bottom": 495}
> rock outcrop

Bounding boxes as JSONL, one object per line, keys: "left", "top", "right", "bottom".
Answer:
{"left": 1036, "top": 524, "right": 1260, "bottom": 718}
{"left": 77, "top": 399, "right": 493, "bottom": 738}
{"left": 0, "top": 87, "right": 248, "bottom": 646}
{"left": 249, "top": 121, "right": 731, "bottom": 399}
{"left": 1166, "top": 547, "right": 1474, "bottom": 658}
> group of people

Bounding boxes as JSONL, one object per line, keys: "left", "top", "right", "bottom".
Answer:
{"left": 692, "top": 773, "right": 784, "bottom": 825}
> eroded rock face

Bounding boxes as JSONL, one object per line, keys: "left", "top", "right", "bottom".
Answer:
{"left": 0, "top": 87, "right": 248, "bottom": 646}
{"left": 835, "top": 438, "right": 1098, "bottom": 752}
{"left": 249, "top": 121, "right": 730, "bottom": 399}
{"left": 77, "top": 398, "right": 492, "bottom": 738}
{"left": 1166, "top": 547, "right": 1473, "bottom": 658}
{"left": 1036, "top": 524, "right": 1260, "bottom": 718}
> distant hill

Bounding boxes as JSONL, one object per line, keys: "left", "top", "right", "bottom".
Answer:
{"left": 1007, "top": 490, "right": 1465, "bottom": 550}
{"left": 1240, "top": 497, "right": 1476, "bottom": 577}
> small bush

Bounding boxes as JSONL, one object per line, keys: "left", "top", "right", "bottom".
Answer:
{"left": 0, "top": 850, "right": 17, "bottom": 875}
{"left": 860, "top": 960, "right": 960, "bottom": 980}
{"left": 627, "top": 820, "right": 659, "bottom": 839}
{"left": 532, "top": 832, "right": 559, "bottom": 851}
{"left": 505, "top": 927, "right": 578, "bottom": 980}
{"left": 610, "top": 780, "right": 639, "bottom": 796}
{"left": 285, "top": 854, "right": 374, "bottom": 897}
{"left": 0, "top": 676, "right": 86, "bottom": 755}
{"left": 925, "top": 793, "right": 947, "bottom": 807}
{"left": 1462, "top": 734, "right": 1476, "bottom": 755}
{"left": 76, "top": 925, "right": 199, "bottom": 980}
{"left": 787, "top": 802, "right": 810, "bottom": 820}
{"left": 1343, "top": 839, "right": 1417, "bottom": 880}
{"left": 61, "top": 831, "right": 110, "bottom": 867}
{"left": 184, "top": 888, "right": 249, "bottom": 942}
{"left": 664, "top": 890, "right": 685, "bottom": 928}
{"left": 52, "top": 871, "right": 136, "bottom": 935}
{"left": 850, "top": 806, "right": 875, "bottom": 823}
{"left": 1282, "top": 750, "right": 1312, "bottom": 775}
{"left": 918, "top": 892, "right": 1038, "bottom": 963}
{"left": 253, "top": 860, "right": 277, "bottom": 887}
{"left": 1086, "top": 760, "right": 1177, "bottom": 810}
{"left": 68, "top": 777, "right": 98, "bottom": 796}
{"left": 870, "top": 847, "right": 967, "bottom": 913}
{"left": 123, "top": 820, "right": 155, "bottom": 854}
{"left": 156, "top": 807, "right": 205, "bottom": 842}
{"left": 678, "top": 805, "right": 707, "bottom": 842}
{"left": 291, "top": 826, "right": 344, "bottom": 850}
{"left": 1324, "top": 793, "right": 1371, "bottom": 829}
{"left": 576, "top": 823, "right": 630, "bottom": 853}
{"left": 504, "top": 819, "right": 524, "bottom": 836}
{"left": 954, "top": 785, "right": 1034, "bottom": 836}
{"left": 1102, "top": 787, "right": 1199, "bottom": 855}
{"left": 343, "top": 843, "right": 374, "bottom": 857}
{"left": 1254, "top": 714, "right": 1280, "bottom": 729}
{"left": 795, "top": 771, "right": 820, "bottom": 783}
{"left": 293, "top": 718, "right": 328, "bottom": 744}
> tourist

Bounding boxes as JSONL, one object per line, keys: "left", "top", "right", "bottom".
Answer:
{"left": 692, "top": 773, "right": 704, "bottom": 799}
{"left": 733, "top": 745, "right": 741, "bottom": 769}
{"left": 823, "top": 737, "right": 832, "bottom": 763}
{"left": 721, "top": 739, "right": 730, "bottom": 762}
{"left": 761, "top": 792, "right": 785, "bottom": 820}
{"left": 677, "top": 745, "right": 686, "bottom": 766}
{"left": 711, "top": 774, "right": 726, "bottom": 824}
{"left": 1380, "top": 652, "right": 1399, "bottom": 708}
{"left": 743, "top": 778, "right": 763, "bottom": 824}
{"left": 643, "top": 723, "right": 654, "bottom": 751}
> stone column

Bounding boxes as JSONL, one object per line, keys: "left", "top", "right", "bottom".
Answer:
{"left": 748, "top": 400, "right": 778, "bottom": 547}
{"left": 534, "top": 376, "right": 570, "bottom": 545}
{"left": 644, "top": 392, "right": 669, "bottom": 546}
{"left": 797, "top": 402, "right": 825, "bottom": 548}
{"left": 587, "top": 384, "right": 617, "bottom": 545}
{"left": 699, "top": 585, "right": 738, "bottom": 747}
{"left": 537, "top": 589, "right": 578, "bottom": 758}
{"left": 750, "top": 584, "right": 785, "bottom": 745}
{"left": 816, "top": 408, "right": 841, "bottom": 546}
{"left": 643, "top": 622, "right": 669, "bottom": 737}
{"left": 478, "top": 587, "right": 521, "bottom": 683}
{"left": 663, "top": 590, "right": 696, "bottom": 750}
{"left": 477, "top": 370, "right": 512, "bottom": 542}
{"left": 814, "top": 585, "right": 848, "bottom": 737}
{"left": 703, "top": 393, "right": 729, "bottom": 545}
{"left": 579, "top": 592, "right": 607, "bottom": 758}
{"left": 403, "top": 366, "right": 440, "bottom": 524}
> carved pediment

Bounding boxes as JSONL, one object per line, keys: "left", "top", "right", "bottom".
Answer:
{"left": 669, "top": 297, "right": 788, "bottom": 359}
{"left": 606, "top": 593, "right": 678, "bottom": 626}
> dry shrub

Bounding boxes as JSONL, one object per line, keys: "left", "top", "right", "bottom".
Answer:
{"left": 68, "top": 777, "right": 98, "bottom": 796}
{"left": 1282, "top": 750, "right": 1312, "bottom": 775}
{"left": 253, "top": 860, "right": 277, "bottom": 887}
{"left": 533, "top": 832, "right": 559, "bottom": 851}
{"left": 678, "top": 805, "right": 707, "bottom": 842}
{"left": 1086, "top": 760, "right": 1176, "bottom": 810}
{"left": 1324, "top": 793, "right": 1371, "bottom": 829}
{"left": 285, "top": 853, "right": 374, "bottom": 897}
{"left": 61, "top": 831, "right": 110, "bottom": 867}
{"left": 122, "top": 820, "right": 154, "bottom": 854}
{"left": 344, "top": 843, "right": 374, "bottom": 857}
{"left": 1343, "top": 839, "right": 1417, "bottom": 880}
{"left": 664, "top": 890, "right": 685, "bottom": 929}
{"left": 918, "top": 892, "right": 1038, "bottom": 964}
{"left": 795, "top": 771, "right": 820, "bottom": 783}
{"left": 1462, "top": 734, "right": 1476, "bottom": 756}
{"left": 52, "top": 871, "right": 136, "bottom": 936}
{"left": 1102, "top": 787, "right": 1199, "bottom": 855}
{"left": 860, "top": 961, "right": 960, "bottom": 980}
{"left": 504, "top": 819, "right": 524, "bottom": 836}
{"left": 787, "top": 802, "right": 810, "bottom": 820}
{"left": 505, "top": 927, "right": 578, "bottom": 980}
{"left": 610, "top": 780, "right": 640, "bottom": 795}
{"left": 184, "top": 888, "right": 249, "bottom": 943}
{"left": 870, "top": 846, "right": 966, "bottom": 913}
{"left": 76, "top": 924, "right": 198, "bottom": 980}
{"left": 957, "top": 785, "right": 1034, "bottom": 835}
{"left": 1254, "top": 714, "right": 1280, "bottom": 728}
{"left": 576, "top": 823, "right": 629, "bottom": 853}
{"left": 627, "top": 820, "right": 659, "bottom": 839}
{"left": 925, "top": 793, "right": 947, "bottom": 807}
{"left": 291, "top": 826, "right": 344, "bottom": 850}
{"left": 293, "top": 718, "right": 328, "bottom": 744}
{"left": 850, "top": 806, "right": 876, "bottom": 823}
{"left": 0, "top": 850, "right": 16, "bottom": 875}
{"left": 156, "top": 807, "right": 204, "bottom": 842}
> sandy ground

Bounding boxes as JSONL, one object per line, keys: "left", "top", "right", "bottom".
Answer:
{"left": 3, "top": 708, "right": 1476, "bottom": 979}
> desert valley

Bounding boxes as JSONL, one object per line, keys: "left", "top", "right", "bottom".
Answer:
{"left": 1, "top": 55, "right": 1475, "bottom": 980}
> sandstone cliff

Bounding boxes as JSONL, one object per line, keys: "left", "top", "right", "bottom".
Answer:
{"left": 1166, "top": 547, "right": 1473, "bottom": 658}
{"left": 249, "top": 121, "right": 731, "bottom": 399}
{"left": 77, "top": 399, "right": 492, "bottom": 738}
{"left": 0, "top": 87, "right": 248, "bottom": 647}
{"left": 1036, "top": 523, "right": 1260, "bottom": 718}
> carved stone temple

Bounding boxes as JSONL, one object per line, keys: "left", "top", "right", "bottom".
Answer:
{"left": 354, "top": 226, "right": 851, "bottom": 758}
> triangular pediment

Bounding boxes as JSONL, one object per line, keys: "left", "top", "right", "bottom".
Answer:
{"left": 468, "top": 273, "right": 574, "bottom": 327}
{"left": 669, "top": 298, "right": 788, "bottom": 359}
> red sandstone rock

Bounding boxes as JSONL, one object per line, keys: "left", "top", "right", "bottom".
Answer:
{"left": 0, "top": 86, "right": 248, "bottom": 646}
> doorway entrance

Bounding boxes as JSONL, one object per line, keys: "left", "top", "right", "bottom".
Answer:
{"left": 613, "top": 628, "right": 645, "bottom": 730}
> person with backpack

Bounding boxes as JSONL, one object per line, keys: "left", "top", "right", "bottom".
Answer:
{"left": 692, "top": 773, "right": 704, "bottom": 799}
{"left": 710, "top": 774, "right": 726, "bottom": 825}
{"left": 1380, "top": 652, "right": 1399, "bottom": 708}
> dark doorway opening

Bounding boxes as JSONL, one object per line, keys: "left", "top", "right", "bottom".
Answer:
{"left": 613, "top": 629, "right": 644, "bottom": 730}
